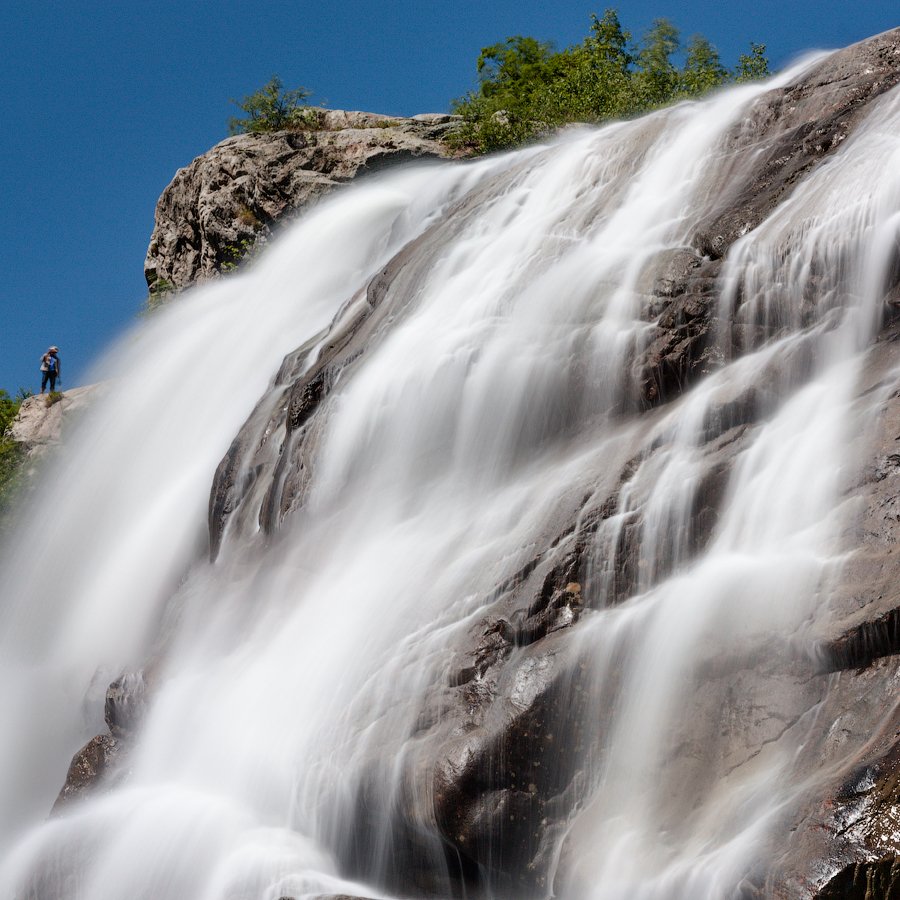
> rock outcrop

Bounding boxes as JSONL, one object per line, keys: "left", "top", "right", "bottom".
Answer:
{"left": 144, "top": 110, "right": 463, "bottom": 294}
{"left": 50, "top": 670, "right": 147, "bottom": 813}
{"left": 8, "top": 386, "right": 99, "bottom": 459}
{"left": 636, "top": 28, "right": 900, "bottom": 407}
{"left": 50, "top": 734, "right": 119, "bottom": 813}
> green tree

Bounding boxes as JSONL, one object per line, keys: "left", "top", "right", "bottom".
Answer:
{"left": 475, "top": 36, "right": 555, "bottom": 99}
{"left": 587, "top": 9, "right": 632, "bottom": 71}
{"left": 451, "top": 36, "right": 559, "bottom": 151}
{"left": 735, "top": 43, "right": 770, "bottom": 82}
{"left": 567, "top": 9, "right": 634, "bottom": 119}
{"left": 229, "top": 76, "right": 313, "bottom": 134}
{"left": 449, "top": 9, "right": 770, "bottom": 154}
{"left": 634, "top": 19, "right": 680, "bottom": 109}
{"left": 681, "top": 35, "right": 729, "bottom": 96}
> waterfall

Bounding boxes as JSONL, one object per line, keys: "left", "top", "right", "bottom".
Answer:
{"left": 1, "top": 48, "right": 899, "bottom": 900}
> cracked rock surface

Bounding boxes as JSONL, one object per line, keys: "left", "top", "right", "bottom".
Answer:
{"left": 144, "top": 110, "right": 463, "bottom": 293}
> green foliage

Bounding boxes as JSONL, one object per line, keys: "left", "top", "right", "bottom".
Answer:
{"left": 574, "top": 10, "right": 634, "bottom": 118}
{"left": 450, "top": 8, "right": 769, "bottom": 153}
{"left": 476, "top": 36, "right": 556, "bottom": 99}
{"left": 633, "top": 18, "right": 681, "bottom": 108}
{"left": 146, "top": 277, "right": 177, "bottom": 312}
{"left": 681, "top": 35, "right": 729, "bottom": 96}
{"left": 0, "top": 389, "right": 21, "bottom": 435}
{"left": 220, "top": 237, "right": 263, "bottom": 272}
{"left": 735, "top": 43, "right": 770, "bottom": 82}
{"left": 0, "top": 389, "right": 27, "bottom": 534}
{"left": 229, "top": 76, "right": 314, "bottom": 134}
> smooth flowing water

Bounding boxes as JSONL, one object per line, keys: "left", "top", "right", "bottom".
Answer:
{"left": 1, "top": 59, "right": 899, "bottom": 900}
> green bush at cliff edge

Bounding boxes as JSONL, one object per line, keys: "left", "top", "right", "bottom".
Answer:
{"left": 0, "top": 390, "right": 27, "bottom": 534}
{"left": 229, "top": 76, "right": 314, "bottom": 134}
{"left": 450, "top": 8, "right": 769, "bottom": 153}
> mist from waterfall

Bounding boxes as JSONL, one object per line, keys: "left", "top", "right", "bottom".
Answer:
{"left": 1, "top": 55, "right": 899, "bottom": 900}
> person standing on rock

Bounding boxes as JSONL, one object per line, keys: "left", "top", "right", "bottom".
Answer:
{"left": 40, "top": 346, "right": 61, "bottom": 394}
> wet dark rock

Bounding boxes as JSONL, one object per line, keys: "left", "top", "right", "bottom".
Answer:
{"left": 815, "top": 858, "right": 900, "bottom": 899}
{"left": 633, "top": 29, "right": 900, "bottom": 410}
{"left": 51, "top": 671, "right": 149, "bottom": 813}
{"left": 693, "top": 29, "right": 900, "bottom": 261}
{"left": 430, "top": 638, "right": 594, "bottom": 894}
{"left": 822, "top": 606, "right": 900, "bottom": 672}
{"left": 50, "top": 734, "right": 119, "bottom": 813}
{"left": 208, "top": 435, "right": 246, "bottom": 560}
{"left": 750, "top": 311, "right": 900, "bottom": 895}
{"left": 635, "top": 258, "right": 723, "bottom": 407}
{"left": 650, "top": 247, "right": 704, "bottom": 299}
{"left": 104, "top": 671, "right": 148, "bottom": 738}
{"left": 339, "top": 627, "right": 595, "bottom": 898}
{"left": 207, "top": 196, "right": 489, "bottom": 552}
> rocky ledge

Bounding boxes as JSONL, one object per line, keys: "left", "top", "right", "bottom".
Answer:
{"left": 144, "top": 110, "right": 464, "bottom": 294}
{"left": 8, "top": 386, "right": 99, "bottom": 461}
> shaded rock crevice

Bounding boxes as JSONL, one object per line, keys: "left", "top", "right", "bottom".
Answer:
{"left": 822, "top": 607, "right": 900, "bottom": 672}
{"left": 816, "top": 858, "right": 900, "bottom": 900}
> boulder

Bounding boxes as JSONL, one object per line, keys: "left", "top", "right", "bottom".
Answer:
{"left": 50, "top": 734, "right": 119, "bottom": 813}
{"left": 144, "top": 111, "right": 464, "bottom": 294}
{"left": 7, "top": 386, "right": 100, "bottom": 460}
{"left": 51, "top": 670, "right": 148, "bottom": 813}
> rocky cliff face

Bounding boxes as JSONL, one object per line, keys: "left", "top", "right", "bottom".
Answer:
{"left": 54, "top": 28, "right": 900, "bottom": 900}
{"left": 144, "top": 110, "right": 462, "bottom": 294}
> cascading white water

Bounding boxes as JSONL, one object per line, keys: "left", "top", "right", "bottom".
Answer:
{"left": 1, "top": 52, "right": 899, "bottom": 900}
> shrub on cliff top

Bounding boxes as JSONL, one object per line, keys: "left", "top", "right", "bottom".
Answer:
{"left": 451, "top": 8, "right": 769, "bottom": 153}
{"left": 229, "top": 76, "right": 314, "bottom": 134}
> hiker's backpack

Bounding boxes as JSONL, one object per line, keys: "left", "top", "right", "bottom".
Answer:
{"left": 46, "top": 355, "right": 57, "bottom": 373}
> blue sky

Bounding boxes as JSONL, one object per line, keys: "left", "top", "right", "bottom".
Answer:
{"left": 2, "top": 1, "right": 897, "bottom": 395}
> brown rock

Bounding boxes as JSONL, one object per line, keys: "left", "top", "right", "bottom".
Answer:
{"left": 50, "top": 734, "right": 119, "bottom": 813}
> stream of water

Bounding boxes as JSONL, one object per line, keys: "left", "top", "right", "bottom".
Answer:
{"left": 1, "top": 58, "right": 899, "bottom": 900}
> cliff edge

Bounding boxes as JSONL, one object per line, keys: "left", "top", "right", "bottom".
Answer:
{"left": 144, "top": 110, "right": 463, "bottom": 295}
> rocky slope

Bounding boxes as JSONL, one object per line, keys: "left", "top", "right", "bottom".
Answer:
{"left": 57, "top": 27, "right": 900, "bottom": 900}
{"left": 0, "top": 386, "right": 101, "bottom": 535}
{"left": 203, "top": 29, "right": 900, "bottom": 899}
{"left": 8, "top": 386, "right": 99, "bottom": 461}
{"left": 144, "top": 110, "right": 463, "bottom": 295}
